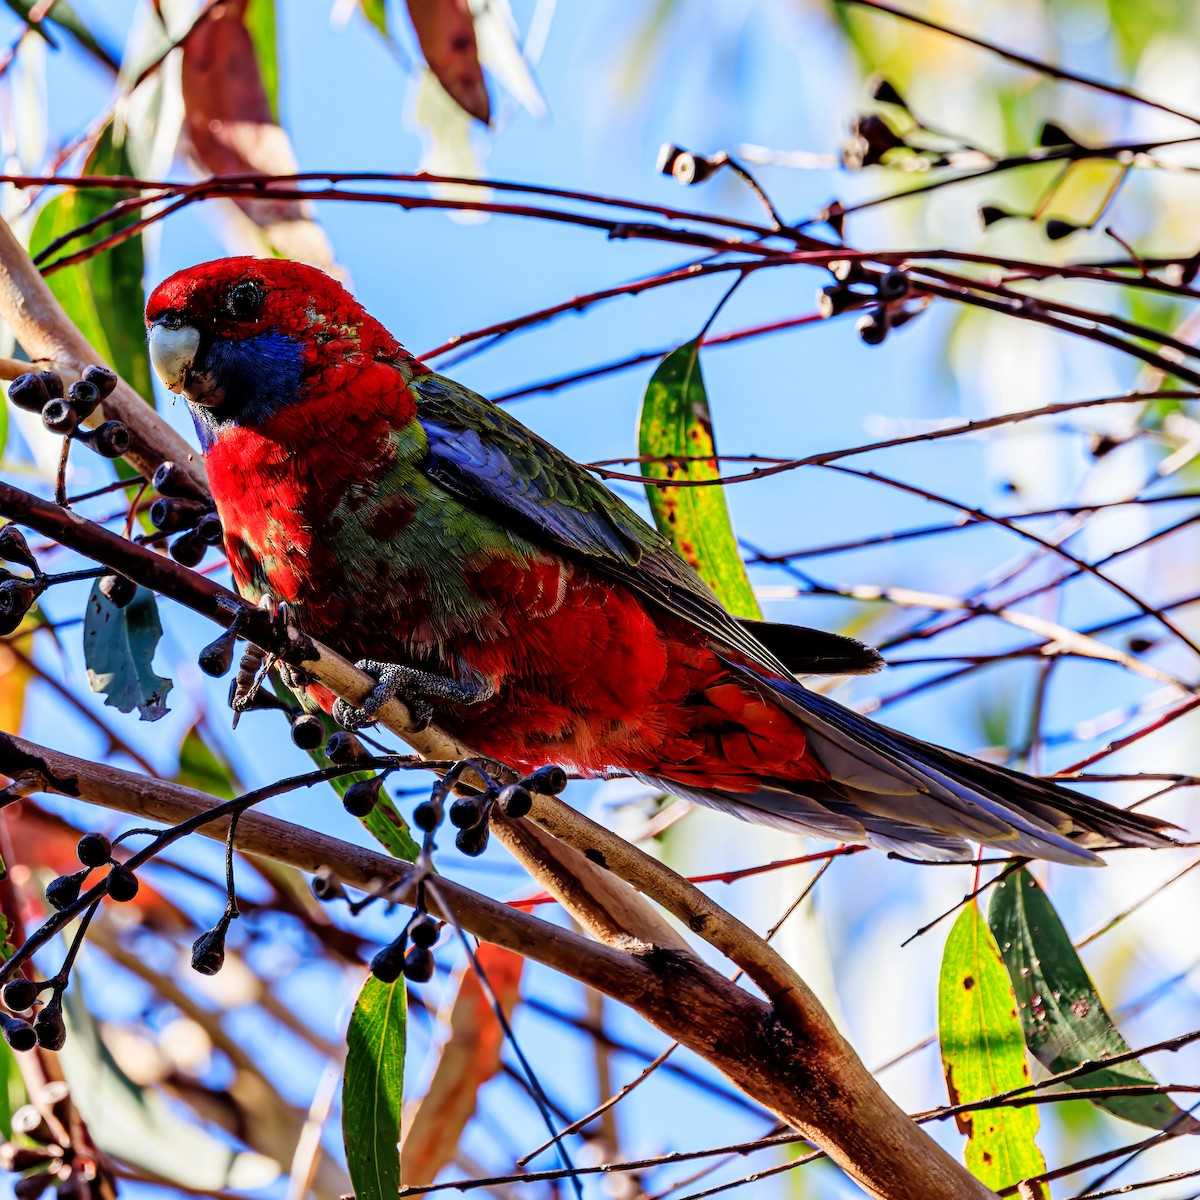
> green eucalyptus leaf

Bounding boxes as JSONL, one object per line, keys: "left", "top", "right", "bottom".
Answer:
{"left": 639, "top": 340, "right": 761, "bottom": 619}
{"left": 83, "top": 581, "right": 172, "bottom": 722}
{"left": 989, "top": 869, "right": 1200, "bottom": 1133}
{"left": 29, "top": 120, "right": 154, "bottom": 406}
{"left": 343, "top": 974, "right": 406, "bottom": 1200}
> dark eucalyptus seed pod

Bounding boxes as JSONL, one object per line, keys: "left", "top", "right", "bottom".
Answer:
{"left": 191, "top": 924, "right": 228, "bottom": 976}
{"left": 402, "top": 945, "right": 435, "bottom": 983}
{"left": 81, "top": 364, "right": 118, "bottom": 398}
{"left": 498, "top": 783, "right": 533, "bottom": 819}
{"left": 45, "top": 869, "right": 89, "bottom": 911}
{"left": 66, "top": 379, "right": 100, "bottom": 419}
{"left": 150, "top": 496, "right": 210, "bottom": 534}
{"left": 0, "top": 525, "right": 37, "bottom": 573}
{"left": 35, "top": 370, "right": 63, "bottom": 400}
{"left": 407, "top": 913, "right": 439, "bottom": 948}
{"left": 343, "top": 775, "right": 383, "bottom": 818}
{"left": 33, "top": 999, "right": 66, "bottom": 1051}
{"left": 524, "top": 765, "right": 568, "bottom": 795}
{"left": 41, "top": 398, "right": 78, "bottom": 436}
{"left": 152, "top": 460, "right": 206, "bottom": 499}
{"left": 0, "top": 1013, "right": 36, "bottom": 1053}
{"left": 454, "top": 822, "right": 489, "bottom": 857}
{"left": 198, "top": 625, "right": 239, "bottom": 677}
{"left": 169, "top": 529, "right": 207, "bottom": 568}
{"left": 370, "top": 933, "right": 408, "bottom": 984}
{"left": 449, "top": 794, "right": 488, "bottom": 829}
{"left": 290, "top": 714, "right": 325, "bottom": 749}
{"left": 107, "top": 865, "right": 139, "bottom": 903}
{"left": 311, "top": 868, "right": 346, "bottom": 903}
{"left": 325, "top": 731, "right": 367, "bottom": 765}
{"left": 76, "top": 832, "right": 112, "bottom": 867}
{"left": 0, "top": 577, "right": 43, "bottom": 622}
{"left": 78, "top": 419, "right": 131, "bottom": 458}
{"left": 196, "top": 512, "right": 224, "bottom": 545}
{"left": 7, "top": 373, "right": 50, "bottom": 412}
{"left": 2, "top": 977, "right": 39, "bottom": 1013}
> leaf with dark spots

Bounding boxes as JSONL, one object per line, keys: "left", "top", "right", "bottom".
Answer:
{"left": 406, "top": 0, "right": 490, "bottom": 124}
{"left": 989, "top": 869, "right": 1200, "bottom": 1133}
{"left": 83, "top": 581, "right": 172, "bottom": 722}
{"left": 938, "top": 902, "right": 1045, "bottom": 1188}
{"left": 638, "top": 341, "right": 761, "bottom": 620}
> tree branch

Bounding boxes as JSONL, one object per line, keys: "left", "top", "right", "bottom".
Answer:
{"left": 0, "top": 733, "right": 998, "bottom": 1200}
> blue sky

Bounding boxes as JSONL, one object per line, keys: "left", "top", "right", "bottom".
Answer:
{"left": 4, "top": 2, "right": 1200, "bottom": 1198}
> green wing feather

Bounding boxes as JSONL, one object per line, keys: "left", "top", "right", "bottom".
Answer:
{"left": 412, "top": 372, "right": 876, "bottom": 677}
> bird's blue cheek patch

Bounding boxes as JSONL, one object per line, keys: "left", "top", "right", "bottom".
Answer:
{"left": 191, "top": 332, "right": 306, "bottom": 449}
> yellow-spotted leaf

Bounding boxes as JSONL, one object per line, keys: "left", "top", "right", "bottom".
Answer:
{"left": 639, "top": 341, "right": 760, "bottom": 619}
{"left": 938, "top": 902, "right": 1046, "bottom": 1189}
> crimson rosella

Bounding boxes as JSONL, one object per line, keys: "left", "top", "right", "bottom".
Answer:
{"left": 145, "top": 258, "right": 1177, "bottom": 864}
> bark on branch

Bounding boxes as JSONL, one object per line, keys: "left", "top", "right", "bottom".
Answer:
{"left": 0, "top": 734, "right": 997, "bottom": 1200}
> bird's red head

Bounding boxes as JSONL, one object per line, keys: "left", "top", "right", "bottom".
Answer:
{"left": 145, "top": 257, "right": 412, "bottom": 446}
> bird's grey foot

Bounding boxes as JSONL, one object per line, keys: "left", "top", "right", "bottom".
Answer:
{"left": 333, "top": 660, "right": 495, "bottom": 732}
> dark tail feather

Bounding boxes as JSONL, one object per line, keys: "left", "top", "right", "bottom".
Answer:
{"left": 688, "top": 658, "right": 1183, "bottom": 864}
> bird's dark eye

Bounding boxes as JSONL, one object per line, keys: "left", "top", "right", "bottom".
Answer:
{"left": 224, "top": 280, "right": 265, "bottom": 320}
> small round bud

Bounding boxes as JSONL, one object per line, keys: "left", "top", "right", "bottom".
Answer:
{"left": 67, "top": 379, "right": 100, "bottom": 419}
{"left": 449, "top": 795, "right": 487, "bottom": 829}
{"left": 856, "top": 312, "right": 888, "bottom": 346}
{"left": 325, "top": 731, "right": 367, "bottom": 765}
{"left": 498, "top": 783, "right": 533, "bottom": 819}
{"left": 76, "top": 832, "right": 112, "bottom": 868}
{"left": 83, "top": 419, "right": 131, "bottom": 458}
{"left": 81, "top": 364, "right": 118, "bottom": 398}
{"left": 198, "top": 626, "right": 238, "bottom": 677}
{"left": 311, "top": 868, "right": 346, "bottom": 902}
{"left": 343, "top": 775, "right": 383, "bottom": 818}
{"left": 169, "top": 530, "right": 206, "bottom": 568}
{"left": 41, "top": 397, "right": 78, "bottom": 436}
{"left": 408, "top": 914, "right": 439, "bottom": 948}
{"left": 45, "top": 869, "right": 88, "bottom": 911}
{"left": 197, "top": 512, "right": 224, "bottom": 546}
{"left": 99, "top": 573, "right": 137, "bottom": 608}
{"left": 3, "top": 977, "right": 39, "bottom": 1013}
{"left": 33, "top": 1000, "right": 65, "bottom": 1051}
{"left": 107, "top": 865, "right": 139, "bottom": 903}
{"left": 370, "top": 934, "right": 408, "bottom": 983}
{"left": 0, "top": 1014, "right": 36, "bottom": 1053}
{"left": 878, "top": 269, "right": 909, "bottom": 302}
{"left": 413, "top": 800, "right": 441, "bottom": 832}
{"left": 402, "top": 945, "right": 435, "bottom": 983}
{"left": 0, "top": 525, "right": 37, "bottom": 573}
{"left": 524, "top": 765, "right": 568, "bottom": 795}
{"left": 7, "top": 373, "right": 50, "bottom": 413}
{"left": 455, "top": 822, "right": 490, "bottom": 857}
{"left": 191, "top": 925, "right": 227, "bottom": 975}
{"left": 290, "top": 714, "right": 324, "bottom": 750}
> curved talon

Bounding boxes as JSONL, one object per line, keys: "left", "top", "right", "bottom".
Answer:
{"left": 333, "top": 659, "right": 492, "bottom": 732}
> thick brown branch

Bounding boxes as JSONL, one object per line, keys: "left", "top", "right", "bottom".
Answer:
{"left": 0, "top": 734, "right": 997, "bottom": 1200}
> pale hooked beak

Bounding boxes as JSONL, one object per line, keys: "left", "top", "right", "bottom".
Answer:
{"left": 148, "top": 322, "right": 201, "bottom": 394}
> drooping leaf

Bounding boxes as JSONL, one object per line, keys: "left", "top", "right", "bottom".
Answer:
{"left": 60, "top": 985, "right": 280, "bottom": 1190}
{"left": 989, "top": 869, "right": 1200, "bottom": 1133}
{"left": 639, "top": 341, "right": 761, "bottom": 619}
{"left": 344, "top": 974, "right": 406, "bottom": 1200}
{"left": 83, "top": 581, "right": 172, "bottom": 722}
{"left": 938, "top": 902, "right": 1046, "bottom": 1188}
{"left": 243, "top": 0, "right": 279, "bottom": 122}
{"left": 402, "top": 945, "right": 523, "bottom": 1184}
{"left": 407, "top": 0, "right": 490, "bottom": 124}
{"left": 29, "top": 120, "right": 155, "bottom": 404}
{"left": 181, "top": 0, "right": 335, "bottom": 269}
{"left": 271, "top": 680, "right": 420, "bottom": 861}
{"left": 177, "top": 724, "right": 237, "bottom": 801}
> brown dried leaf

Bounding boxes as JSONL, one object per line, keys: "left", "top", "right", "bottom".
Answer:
{"left": 406, "top": 0, "right": 491, "bottom": 124}
{"left": 181, "top": 0, "right": 335, "bottom": 269}
{"left": 400, "top": 944, "right": 523, "bottom": 1184}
